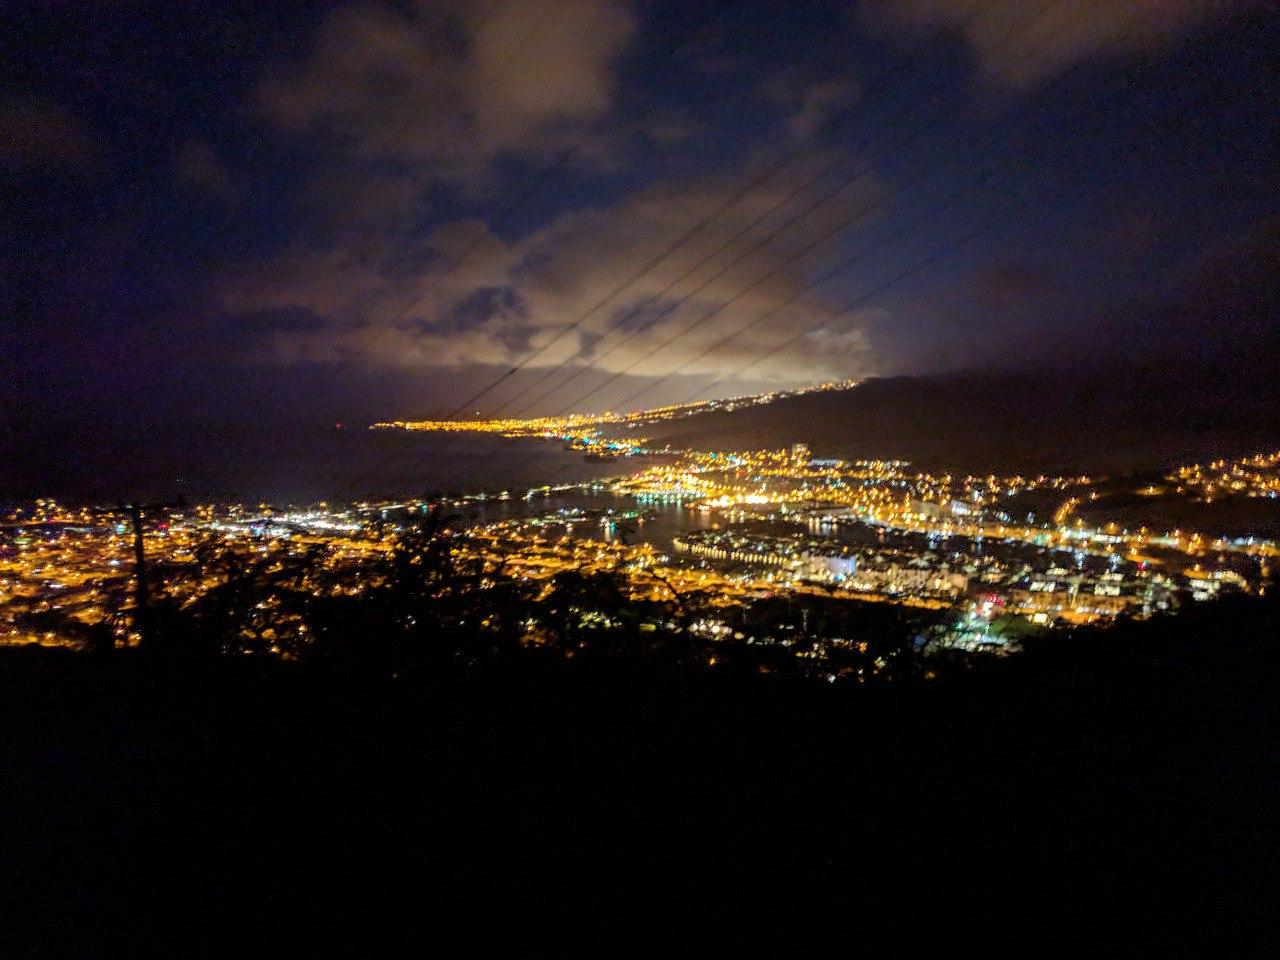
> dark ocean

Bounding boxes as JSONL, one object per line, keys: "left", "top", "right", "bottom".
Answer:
{"left": 1, "top": 423, "right": 631, "bottom": 506}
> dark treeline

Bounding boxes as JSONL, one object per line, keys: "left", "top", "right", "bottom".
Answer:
{"left": 15, "top": 510, "right": 1280, "bottom": 696}
{"left": 3, "top": 519, "right": 1278, "bottom": 955}
{"left": 20, "top": 513, "right": 958, "bottom": 685}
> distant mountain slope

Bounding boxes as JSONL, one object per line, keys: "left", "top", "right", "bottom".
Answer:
{"left": 646, "top": 369, "right": 1280, "bottom": 475}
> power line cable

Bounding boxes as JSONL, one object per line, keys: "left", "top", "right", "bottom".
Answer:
{"left": 438, "top": 0, "right": 994, "bottom": 419}
{"left": 668, "top": 57, "right": 1187, "bottom": 409}
{"left": 553, "top": 182, "right": 884, "bottom": 414}
{"left": 419, "top": 6, "right": 1198, "bottom": 500}
{"left": 486, "top": 0, "right": 1013, "bottom": 415}
{"left": 422, "top": 15, "right": 1080, "bottom": 499}
{"left": 339, "top": 2, "right": 747, "bottom": 495}
{"left": 533, "top": 0, "right": 1080, "bottom": 417}
{"left": 611, "top": 176, "right": 1000, "bottom": 413}
{"left": 417, "top": 0, "right": 1106, "bottom": 495}
{"left": 326, "top": 2, "right": 745, "bottom": 412}
{"left": 500, "top": 158, "right": 881, "bottom": 415}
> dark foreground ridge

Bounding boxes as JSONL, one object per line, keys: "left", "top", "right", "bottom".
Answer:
{"left": 2, "top": 591, "right": 1278, "bottom": 955}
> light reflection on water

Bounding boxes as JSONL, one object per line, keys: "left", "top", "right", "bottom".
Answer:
{"left": 440, "top": 489, "right": 717, "bottom": 556}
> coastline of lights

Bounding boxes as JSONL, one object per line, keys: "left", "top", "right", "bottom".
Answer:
{"left": 369, "top": 379, "right": 861, "bottom": 438}
{"left": 4, "top": 433, "right": 1277, "bottom": 650}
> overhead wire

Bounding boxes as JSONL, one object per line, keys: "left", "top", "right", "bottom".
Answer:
{"left": 438, "top": 0, "right": 993, "bottom": 419}
{"left": 331, "top": 2, "right": 747, "bottom": 421}
{"left": 648, "top": 31, "right": 1193, "bottom": 412}
{"left": 527, "top": 0, "right": 1080, "bottom": 417}
{"left": 422, "top": 0, "right": 1177, "bottom": 496}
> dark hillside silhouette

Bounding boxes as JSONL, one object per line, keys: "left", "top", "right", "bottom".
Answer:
{"left": 2, "top": 544, "right": 1277, "bottom": 953}
{"left": 648, "top": 365, "right": 1280, "bottom": 474}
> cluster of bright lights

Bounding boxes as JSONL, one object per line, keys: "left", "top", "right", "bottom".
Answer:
{"left": 5, "top": 430, "right": 1278, "bottom": 651}
{"left": 612, "top": 448, "right": 1095, "bottom": 532}
{"left": 1169, "top": 450, "right": 1280, "bottom": 500}
{"left": 370, "top": 379, "right": 861, "bottom": 439}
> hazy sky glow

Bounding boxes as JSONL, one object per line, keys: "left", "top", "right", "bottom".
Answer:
{"left": 2, "top": 0, "right": 1276, "bottom": 427}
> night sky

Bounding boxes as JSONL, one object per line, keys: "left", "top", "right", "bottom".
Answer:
{"left": 3, "top": 0, "right": 1276, "bottom": 437}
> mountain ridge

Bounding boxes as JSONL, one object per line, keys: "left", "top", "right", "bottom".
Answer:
{"left": 645, "top": 367, "right": 1280, "bottom": 475}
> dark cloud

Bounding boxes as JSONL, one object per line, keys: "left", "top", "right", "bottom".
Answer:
{"left": 875, "top": 213, "right": 1280, "bottom": 376}
{"left": 1089, "top": 214, "right": 1280, "bottom": 368}
{"left": 256, "top": 0, "right": 634, "bottom": 185}
{"left": 0, "top": 94, "right": 93, "bottom": 167}
{"left": 859, "top": 0, "right": 1243, "bottom": 85}
{"left": 2, "top": 0, "right": 1272, "bottom": 431}
{"left": 760, "top": 72, "right": 860, "bottom": 140}
{"left": 237, "top": 306, "right": 329, "bottom": 334}
{"left": 206, "top": 0, "right": 1270, "bottom": 408}
{"left": 971, "top": 260, "right": 1051, "bottom": 308}
{"left": 174, "top": 137, "right": 234, "bottom": 197}
{"left": 219, "top": 151, "right": 885, "bottom": 387}
{"left": 442, "top": 285, "right": 527, "bottom": 331}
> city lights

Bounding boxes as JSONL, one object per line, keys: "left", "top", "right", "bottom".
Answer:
{"left": 5, "top": 392, "right": 1274, "bottom": 652}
